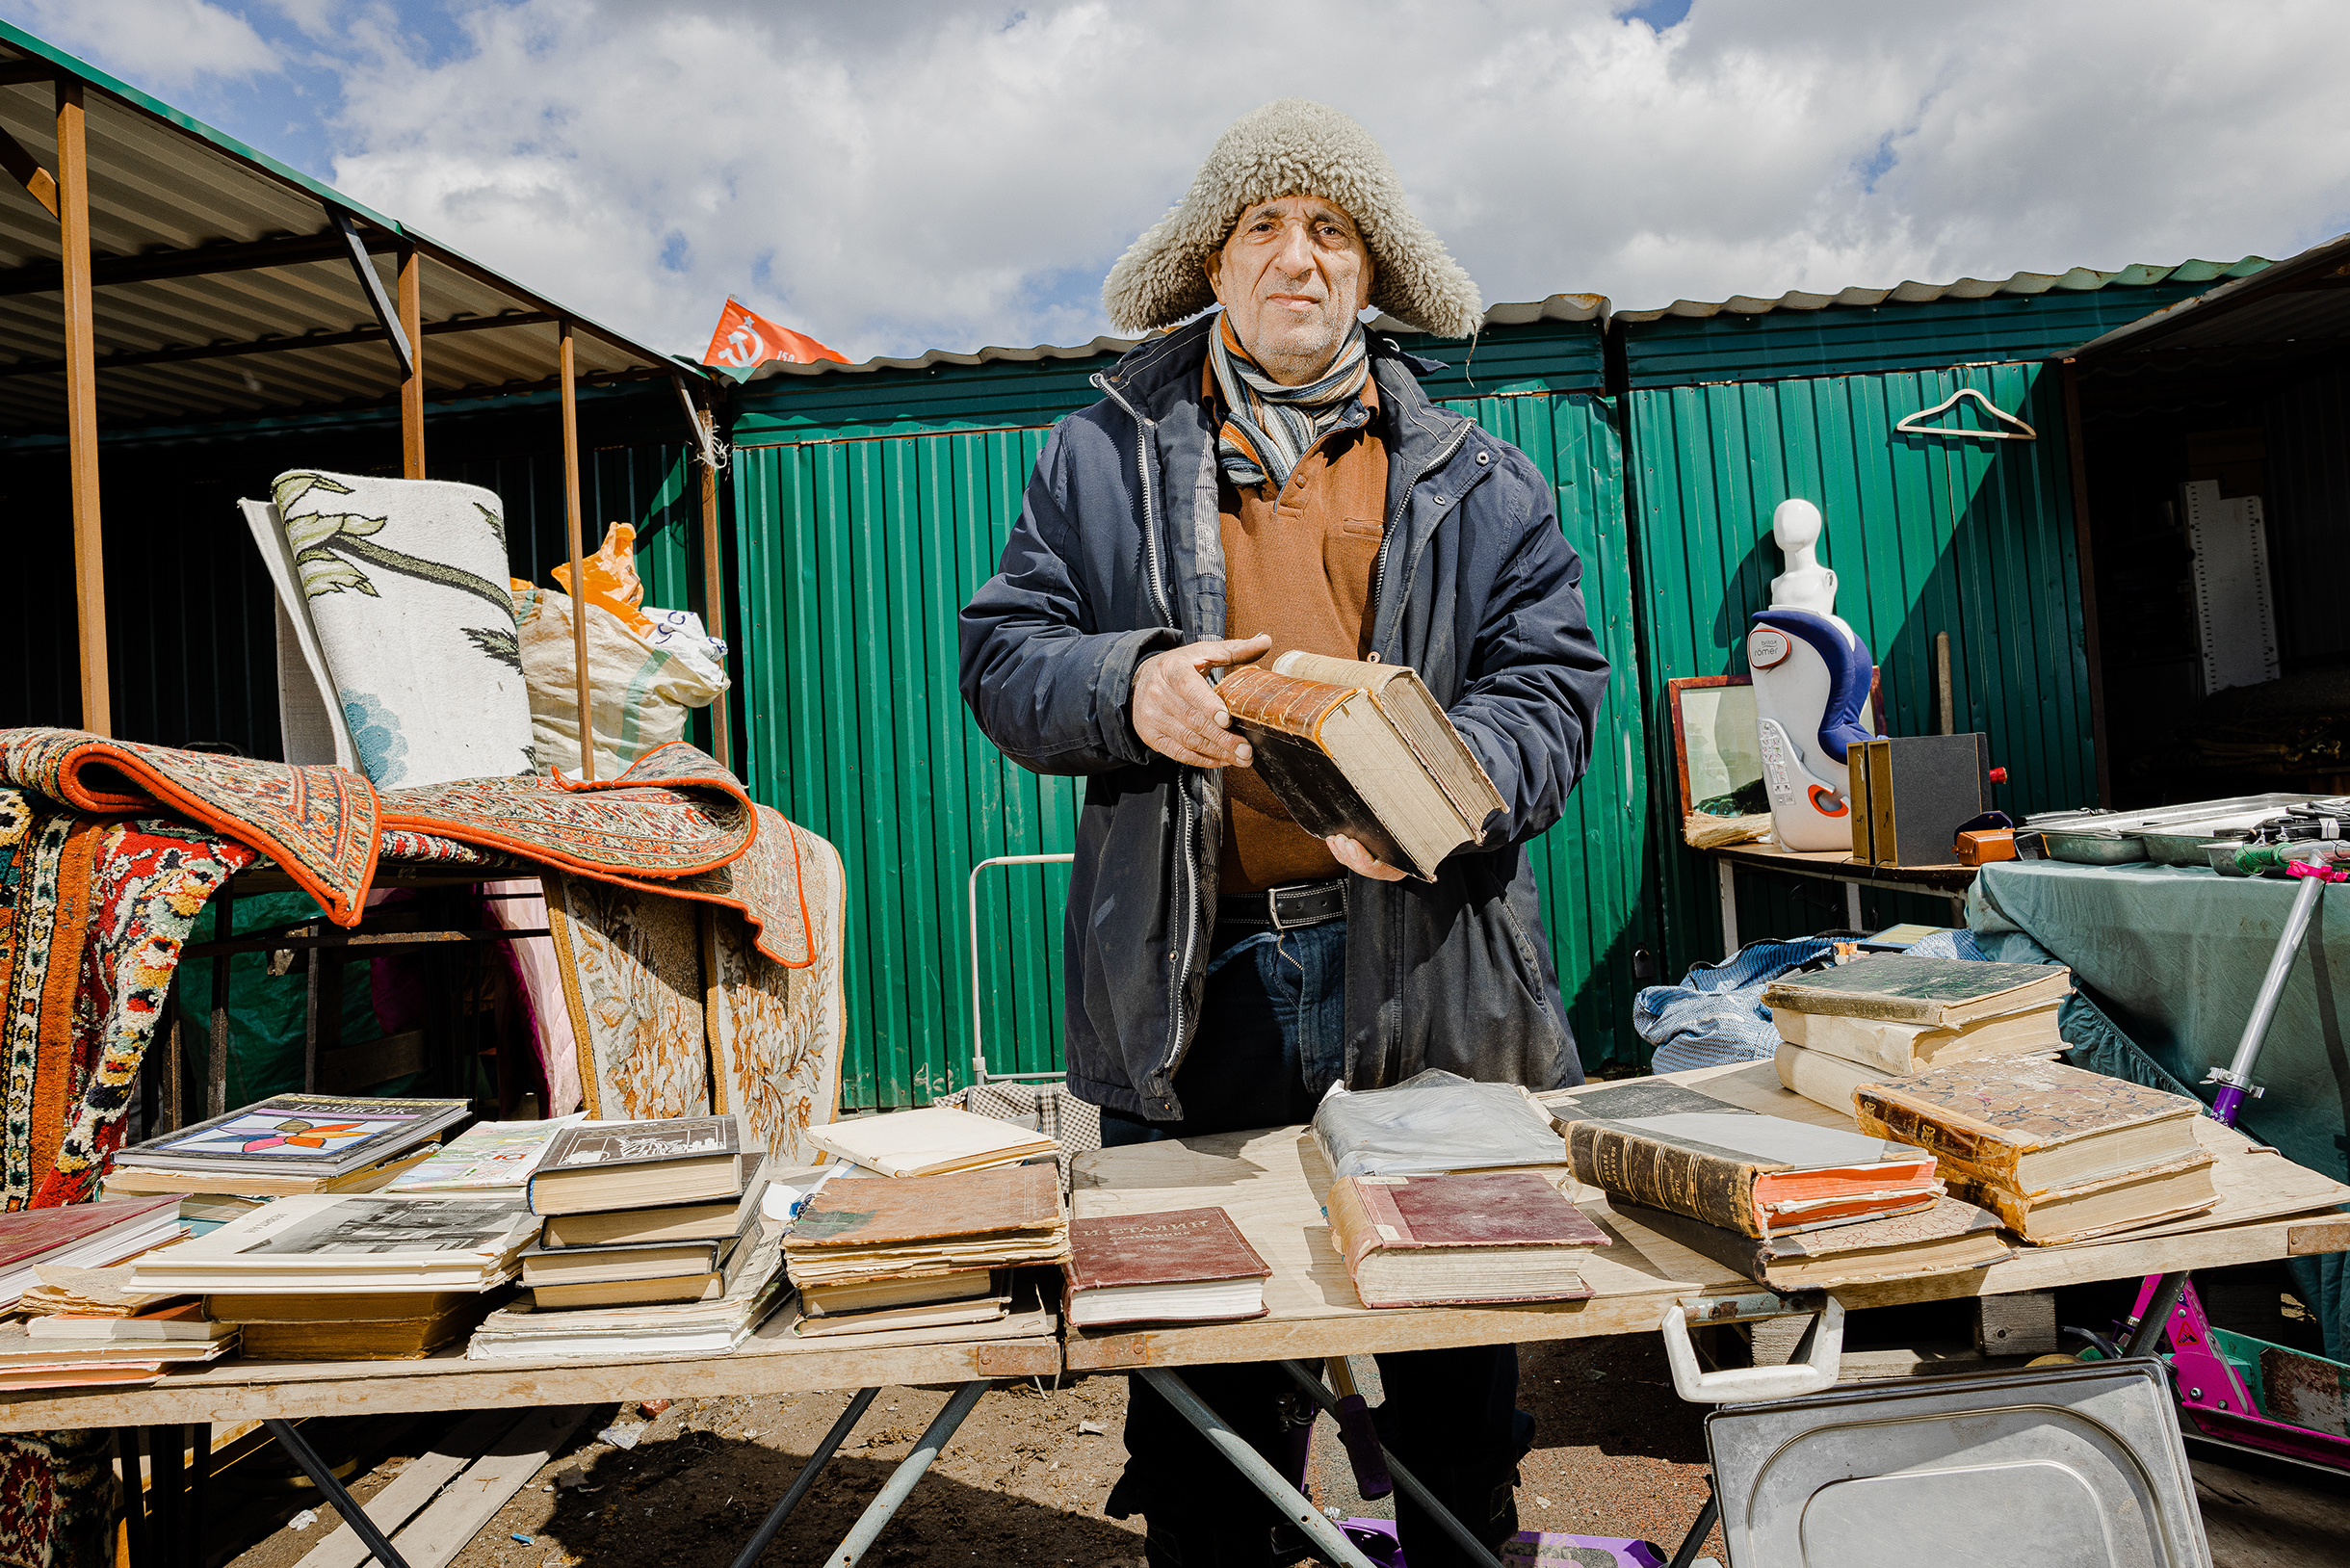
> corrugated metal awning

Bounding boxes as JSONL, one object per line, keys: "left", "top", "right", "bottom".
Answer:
{"left": 2062, "top": 232, "right": 2350, "bottom": 361}
{"left": 1612, "top": 259, "right": 2269, "bottom": 326}
{"left": 0, "top": 22, "right": 700, "bottom": 435}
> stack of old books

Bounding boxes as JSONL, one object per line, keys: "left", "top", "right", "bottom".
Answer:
{"left": 1549, "top": 1079, "right": 2012, "bottom": 1289}
{"left": 1762, "top": 955, "right": 2071, "bottom": 1115}
{"left": 518, "top": 1115, "right": 770, "bottom": 1310}
{"left": 105, "top": 1094, "right": 473, "bottom": 1199}
{"left": 1854, "top": 1058, "right": 2218, "bottom": 1244}
{"left": 126, "top": 1191, "right": 539, "bottom": 1360}
{"left": 783, "top": 1163, "right": 1068, "bottom": 1337}
{"left": 0, "top": 1200, "right": 211, "bottom": 1391}
{"left": 465, "top": 1113, "right": 792, "bottom": 1362}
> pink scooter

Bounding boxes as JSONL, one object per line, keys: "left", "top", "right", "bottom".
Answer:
{"left": 2119, "top": 854, "right": 2350, "bottom": 1474}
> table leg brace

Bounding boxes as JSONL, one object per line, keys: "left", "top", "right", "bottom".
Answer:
{"left": 1665, "top": 1478, "right": 1718, "bottom": 1568}
{"left": 1276, "top": 1360, "right": 1506, "bottom": 1568}
{"left": 727, "top": 1387, "right": 878, "bottom": 1568}
{"left": 1141, "top": 1368, "right": 1380, "bottom": 1568}
{"left": 823, "top": 1378, "right": 988, "bottom": 1568}
{"left": 262, "top": 1419, "right": 414, "bottom": 1568}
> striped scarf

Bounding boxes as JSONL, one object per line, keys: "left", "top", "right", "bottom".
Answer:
{"left": 1207, "top": 314, "right": 1371, "bottom": 492}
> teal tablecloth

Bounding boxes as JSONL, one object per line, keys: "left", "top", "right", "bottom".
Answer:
{"left": 1971, "top": 858, "right": 2350, "bottom": 1356}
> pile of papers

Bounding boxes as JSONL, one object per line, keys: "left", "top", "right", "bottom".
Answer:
{"left": 128, "top": 1194, "right": 536, "bottom": 1294}
{"left": 468, "top": 1220, "right": 790, "bottom": 1361}
{"left": 784, "top": 1163, "right": 1067, "bottom": 1338}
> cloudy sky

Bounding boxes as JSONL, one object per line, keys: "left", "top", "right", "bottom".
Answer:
{"left": 9, "top": 0, "right": 2350, "bottom": 363}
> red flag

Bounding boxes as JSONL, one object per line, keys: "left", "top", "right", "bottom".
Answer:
{"left": 701, "top": 297, "right": 848, "bottom": 370}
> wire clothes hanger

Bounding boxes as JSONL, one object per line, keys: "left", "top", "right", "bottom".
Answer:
{"left": 1894, "top": 386, "right": 2038, "bottom": 441}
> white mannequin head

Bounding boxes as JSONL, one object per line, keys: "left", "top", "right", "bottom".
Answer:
{"left": 1768, "top": 498, "right": 1838, "bottom": 615}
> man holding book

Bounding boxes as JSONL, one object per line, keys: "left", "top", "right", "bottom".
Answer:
{"left": 960, "top": 99, "right": 1609, "bottom": 1566}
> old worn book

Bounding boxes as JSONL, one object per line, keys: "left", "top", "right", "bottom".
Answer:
{"left": 110, "top": 1094, "right": 470, "bottom": 1181}
{"left": 1271, "top": 651, "right": 1506, "bottom": 838}
{"left": 0, "top": 1320, "right": 233, "bottom": 1367}
{"left": 1216, "top": 661, "right": 1498, "bottom": 881}
{"left": 1325, "top": 1173, "right": 1608, "bottom": 1310}
{"left": 1548, "top": 1080, "right": 1941, "bottom": 1239}
{"left": 1613, "top": 1194, "right": 2012, "bottom": 1289}
{"left": 799, "top": 1268, "right": 998, "bottom": 1319}
{"left": 204, "top": 1290, "right": 477, "bottom": 1322}
{"left": 1773, "top": 1001, "right": 2061, "bottom": 1074}
{"left": 1852, "top": 1058, "right": 2206, "bottom": 1195}
{"left": 387, "top": 1114, "right": 584, "bottom": 1192}
{"left": 1760, "top": 956, "right": 2069, "bottom": 1027}
{"left": 784, "top": 1164, "right": 1069, "bottom": 1289}
{"left": 812, "top": 1107, "right": 1056, "bottom": 1179}
{"left": 0, "top": 1197, "right": 186, "bottom": 1305}
{"left": 26, "top": 1302, "right": 229, "bottom": 1344}
{"left": 1773, "top": 1041, "right": 1897, "bottom": 1117}
{"left": 529, "top": 1232, "right": 753, "bottom": 1310}
{"left": 240, "top": 1294, "right": 493, "bottom": 1361}
{"left": 1064, "top": 1207, "right": 1271, "bottom": 1327}
{"left": 1948, "top": 1154, "right": 2219, "bottom": 1244}
{"left": 127, "top": 1195, "right": 536, "bottom": 1294}
{"left": 468, "top": 1223, "right": 788, "bottom": 1361}
{"left": 796, "top": 1272, "right": 1015, "bottom": 1338}
{"left": 101, "top": 1145, "right": 435, "bottom": 1198}
{"left": 521, "top": 1205, "right": 758, "bottom": 1288}
{"left": 527, "top": 1115, "right": 745, "bottom": 1215}
{"left": 536, "top": 1160, "right": 771, "bottom": 1248}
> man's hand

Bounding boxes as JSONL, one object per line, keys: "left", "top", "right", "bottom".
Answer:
{"left": 1327, "top": 834, "right": 1409, "bottom": 882}
{"left": 1132, "top": 634, "right": 1272, "bottom": 768}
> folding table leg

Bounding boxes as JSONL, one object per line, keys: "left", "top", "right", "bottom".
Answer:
{"left": 1140, "top": 1369, "right": 1379, "bottom": 1568}
{"left": 1276, "top": 1360, "right": 1505, "bottom": 1568}
{"left": 726, "top": 1387, "right": 879, "bottom": 1568}
{"left": 1665, "top": 1477, "right": 1718, "bottom": 1568}
{"left": 149, "top": 1425, "right": 180, "bottom": 1568}
{"left": 822, "top": 1380, "right": 988, "bottom": 1568}
{"left": 115, "top": 1428, "right": 148, "bottom": 1568}
{"left": 262, "top": 1420, "right": 415, "bottom": 1568}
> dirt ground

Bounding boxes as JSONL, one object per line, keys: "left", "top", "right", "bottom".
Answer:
{"left": 213, "top": 1330, "right": 1722, "bottom": 1568}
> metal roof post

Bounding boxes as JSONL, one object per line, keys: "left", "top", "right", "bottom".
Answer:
{"left": 699, "top": 406, "right": 731, "bottom": 771}
{"left": 55, "top": 76, "right": 106, "bottom": 735}
{"left": 560, "top": 319, "right": 595, "bottom": 781}
{"left": 397, "top": 245, "right": 425, "bottom": 478}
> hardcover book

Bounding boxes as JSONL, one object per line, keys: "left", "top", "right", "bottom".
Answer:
{"left": 1547, "top": 1080, "right": 1941, "bottom": 1240}
{"left": 111, "top": 1095, "right": 470, "bottom": 1181}
{"left": 536, "top": 1159, "right": 770, "bottom": 1249}
{"left": 799, "top": 1268, "right": 999, "bottom": 1319}
{"left": 794, "top": 1273, "right": 1016, "bottom": 1338}
{"left": 1324, "top": 1173, "right": 1608, "bottom": 1309}
{"left": 1940, "top": 1155, "right": 2219, "bottom": 1245}
{"left": 1851, "top": 1058, "right": 2206, "bottom": 1195}
{"left": 527, "top": 1115, "right": 745, "bottom": 1215}
{"left": 1772, "top": 1002, "right": 2061, "bottom": 1074}
{"left": 1064, "top": 1207, "right": 1271, "bottom": 1327}
{"left": 1215, "top": 658, "right": 1501, "bottom": 881}
{"left": 811, "top": 1107, "right": 1056, "bottom": 1179}
{"left": 521, "top": 1203, "right": 759, "bottom": 1288}
{"left": 1612, "top": 1194, "right": 2012, "bottom": 1289}
{"left": 127, "top": 1195, "right": 536, "bottom": 1294}
{"left": 784, "top": 1165, "right": 1069, "bottom": 1289}
{"left": 528, "top": 1230, "right": 752, "bottom": 1310}
{"left": 1760, "top": 956, "right": 2069, "bottom": 1028}
{"left": 0, "top": 1198, "right": 187, "bottom": 1305}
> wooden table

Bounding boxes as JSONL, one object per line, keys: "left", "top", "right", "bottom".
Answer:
{"left": 1702, "top": 843, "right": 1979, "bottom": 952}
{"left": 1066, "top": 1059, "right": 2350, "bottom": 1373}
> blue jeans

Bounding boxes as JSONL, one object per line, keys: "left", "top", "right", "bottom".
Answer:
{"left": 1095, "top": 916, "right": 1528, "bottom": 1566}
{"left": 1100, "top": 917, "right": 1348, "bottom": 1145}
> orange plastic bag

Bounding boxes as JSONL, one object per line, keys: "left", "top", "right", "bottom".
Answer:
{"left": 551, "top": 523, "right": 653, "bottom": 636}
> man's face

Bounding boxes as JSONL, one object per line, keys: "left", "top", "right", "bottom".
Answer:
{"left": 1205, "top": 195, "right": 1374, "bottom": 386}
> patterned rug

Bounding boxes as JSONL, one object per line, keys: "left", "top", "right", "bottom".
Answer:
{"left": 611, "top": 803, "right": 811, "bottom": 969}
{"left": 0, "top": 1428, "right": 113, "bottom": 1568}
{"left": 0, "top": 790, "right": 256, "bottom": 1209}
{"left": 0, "top": 729, "right": 374, "bottom": 927}
{"left": 545, "top": 875, "right": 714, "bottom": 1121}
{"left": 706, "top": 822, "right": 844, "bottom": 1163}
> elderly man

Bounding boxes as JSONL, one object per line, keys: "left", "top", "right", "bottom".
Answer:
{"left": 961, "top": 99, "right": 1608, "bottom": 1568}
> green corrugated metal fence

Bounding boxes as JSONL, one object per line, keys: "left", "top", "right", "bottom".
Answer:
{"left": 727, "top": 339, "right": 1656, "bottom": 1111}
{"left": 1626, "top": 360, "right": 2090, "bottom": 977}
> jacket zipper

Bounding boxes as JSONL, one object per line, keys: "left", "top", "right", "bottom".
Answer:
{"left": 1369, "top": 416, "right": 1477, "bottom": 637}
{"left": 1092, "top": 372, "right": 1198, "bottom": 1095}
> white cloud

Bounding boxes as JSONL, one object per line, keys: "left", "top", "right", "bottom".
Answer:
{"left": 7, "top": 0, "right": 278, "bottom": 88}
{"left": 27, "top": 0, "right": 2350, "bottom": 361}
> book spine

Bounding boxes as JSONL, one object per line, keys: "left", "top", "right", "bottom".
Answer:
{"left": 1760, "top": 987, "right": 1941, "bottom": 1025}
{"left": 1217, "top": 667, "right": 1353, "bottom": 738}
{"left": 1853, "top": 1096, "right": 2026, "bottom": 1181}
{"left": 1566, "top": 1125, "right": 1763, "bottom": 1238}
{"left": 1324, "top": 1178, "right": 1407, "bottom": 1272}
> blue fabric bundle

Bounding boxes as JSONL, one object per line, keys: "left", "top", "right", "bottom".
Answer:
{"left": 1637, "top": 937, "right": 1835, "bottom": 1075}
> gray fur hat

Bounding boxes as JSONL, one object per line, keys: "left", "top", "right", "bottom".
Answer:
{"left": 1102, "top": 99, "right": 1484, "bottom": 339}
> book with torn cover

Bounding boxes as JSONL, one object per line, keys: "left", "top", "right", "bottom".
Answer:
{"left": 1548, "top": 1080, "right": 1941, "bottom": 1239}
{"left": 1760, "top": 956, "right": 2069, "bottom": 1028}
{"left": 1064, "top": 1208, "right": 1271, "bottom": 1328}
{"left": 26, "top": 1302, "right": 229, "bottom": 1344}
{"left": 1325, "top": 1173, "right": 1607, "bottom": 1310}
{"left": 811, "top": 1107, "right": 1056, "bottom": 1179}
{"left": 110, "top": 1094, "right": 470, "bottom": 1181}
{"left": 784, "top": 1164, "right": 1068, "bottom": 1289}
{"left": 238, "top": 1292, "right": 497, "bottom": 1361}
{"left": 1852, "top": 1058, "right": 2206, "bottom": 1195}
{"left": 1214, "top": 658, "right": 1500, "bottom": 881}
{"left": 1613, "top": 1193, "right": 2012, "bottom": 1289}
{"left": 527, "top": 1115, "right": 746, "bottom": 1215}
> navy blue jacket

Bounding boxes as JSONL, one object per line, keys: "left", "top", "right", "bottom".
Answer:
{"left": 958, "top": 317, "right": 1610, "bottom": 1119}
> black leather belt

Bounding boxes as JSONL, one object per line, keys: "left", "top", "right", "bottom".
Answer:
{"left": 1217, "top": 878, "right": 1346, "bottom": 930}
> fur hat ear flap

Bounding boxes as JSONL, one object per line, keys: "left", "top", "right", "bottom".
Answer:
{"left": 1103, "top": 99, "right": 1484, "bottom": 339}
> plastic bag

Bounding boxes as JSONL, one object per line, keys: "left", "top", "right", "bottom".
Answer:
{"left": 512, "top": 587, "right": 725, "bottom": 778}
{"left": 1310, "top": 1068, "right": 1568, "bottom": 1182}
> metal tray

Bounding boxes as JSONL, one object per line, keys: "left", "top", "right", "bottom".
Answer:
{"left": 2027, "top": 795, "right": 2312, "bottom": 867}
{"left": 2138, "top": 829, "right": 2242, "bottom": 867}
{"left": 1706, "top": 1357, "right": 2208, "bottom": 1566}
